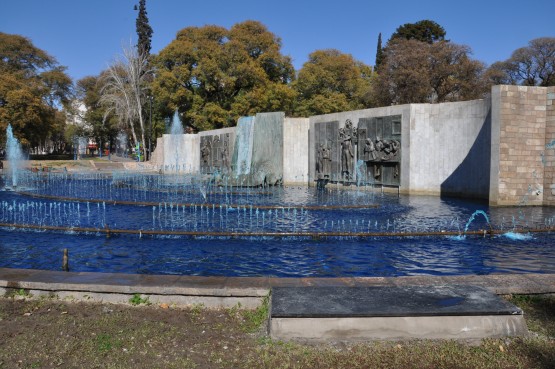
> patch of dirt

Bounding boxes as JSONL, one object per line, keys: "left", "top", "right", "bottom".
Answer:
{"left": 1, "top": 295, "right": 554, "bottom": 369}
{"left": 0, "top": 297, "right": 261, "bottom": 369}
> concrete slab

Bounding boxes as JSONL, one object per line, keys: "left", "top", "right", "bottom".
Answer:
{"left": 270, "top": 285, "right": 528, "bottom": 341}
{"left": 271, "top": 285, "right": 522, "bottom": 318}
{"left": 270, "top": 315, "right": 528, "bottom": 341}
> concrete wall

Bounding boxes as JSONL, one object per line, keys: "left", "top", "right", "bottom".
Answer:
{"left": 283, "top": 118, "right": 310, "bottom": 184}
{"left": 410, "top": 99, "right": 491, "bottom": 198}
{"left": 149, "top": 137, "right": 164, "bottom": 168}
{"left": 489, "top": 85, "right": 551, "bottom": 206}
{"left": 198, "top": 126, "right": 236, "bottom": 169}
{"left": 308, "top": 100, "right": 491, "bottom": 198}
{"left": 309, "top": 106, "right": 411, "bottom": 188}
{"left": 198, "top": 127, "right": 236, "bottom": 139}
{"left": 147, "top": 85, "right": 553, "bottom": 205}
{"left": 154, "top": 127, "right": 235, "bottom": 173}
{"left": 161, "top": 133, "right": 199, "bottom": 173}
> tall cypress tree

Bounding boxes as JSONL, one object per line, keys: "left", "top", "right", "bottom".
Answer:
{"left": 136, "top": 0, "right": 153, "bottom": 56}
{"left": 375, "top": 33, "right": 384, "bottom": 70}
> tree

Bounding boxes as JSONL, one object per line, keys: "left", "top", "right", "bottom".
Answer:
{"left": 487, "top": 37, "right": 555, "bottom": 87}
{"left": 293, "top": 49, "right": 374, "bottom": 116}
{"left": 152, "top": 21, "right": 295, "bottom": 131}
{"left": 389, "top": 20, "right": 446, "bottom": 44}
{"left": 374, "top": 38, "right": 486, "bottom": 105}
{"left": 100, "top": 44, "right": 151, "bottom": 158}
{"left": 483, "top": 61, "right": 515, "bottom": 86}
{"left": 135, "top": 0, "right": 153, "bottom": 57}
{"left": 0, "top": 32, "right": 73, "bottom": 149}
{"left": 375, "top": 33, "right": 384, "bottom": 70}
{"left": 77, "top": 75, "right": 119, "bottom": 153}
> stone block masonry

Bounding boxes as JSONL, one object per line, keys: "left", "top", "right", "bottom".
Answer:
{"left": 544, "top": 87, "right": 555, "bottom": 205}
{"left": 490, "top": 85, "right": 553, "bottom": 206}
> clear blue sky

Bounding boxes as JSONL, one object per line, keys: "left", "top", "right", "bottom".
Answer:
{"left": 1, "top": 0, "right": 554, "bottom": 81}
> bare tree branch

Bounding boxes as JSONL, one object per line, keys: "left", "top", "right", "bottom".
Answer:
{"left": 99, "top": 42, "right": 152, "bottom": 159}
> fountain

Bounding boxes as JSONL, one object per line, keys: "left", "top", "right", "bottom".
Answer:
{"left": 1, "top": 111, "right": 555, "bottom": 278}
{"left": 5, "top": 124, "right": 24, "bottom": 189}
{"left": 1, "top": 166, "right": 554, "bottom": 276}
{"left": 169, "top": 110, "right": 184, "bottom": 172}
{"left": 116, "top": 131, "right": 128, "bottom": 157}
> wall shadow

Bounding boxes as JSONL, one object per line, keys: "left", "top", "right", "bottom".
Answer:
{"left": 440, "top": 109, "right": 492, "bottom": 200}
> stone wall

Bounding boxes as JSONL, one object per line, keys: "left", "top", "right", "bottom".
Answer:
{"left": 283, "top": 118, "right": 309, "bottom": 184}
{"left": 544, "top": 87, "right": 555, "bottom": 205}
{"left": 489, "top": 85, "right": 550, "bottom": 206}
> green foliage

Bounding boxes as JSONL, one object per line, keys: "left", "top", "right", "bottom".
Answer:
{"left": 129, "top": 293, "right": 150, "bottom": 306}
{"left": 389, "top": 19, "right": 447, "bottom": 44}
{"left": 189, "top": 303, "right": 205, "bottom": 319}
{"left": 508, "top": 294, "right": 555, "bottom": 338}
{"left": 95, "top": 333, "right": 122, "bottom": 353}
{"left": 135, "top": 0, "right": 153, "bottom": 57}
{"left": 152, "top": 21, "right": 295, "bottom": 131}
{"left": 11, "top": 288, "right": 31, "bottom": 298}
{"left": 0, "top": 32, "right": 73, "bottom": 148}
{"left": 293, "top": 49, "right": 374, "bottom": 116}
{"left": 76, "top": 75, "right": 118, "bottom": 149}
{"left": 375, "top": 33, "right": 384, "bottom": 70}
{"left": 240, "top": 295, "right": 269, "bottom": 333}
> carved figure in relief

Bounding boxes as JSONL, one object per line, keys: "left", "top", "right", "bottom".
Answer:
{"left": 201, "top": 140, "right": 211, "bottom": 167}
{"left": 221, "top": 140, "right": 229, "bottom": 171}
{"left": 363, "top": 138, "right": 378, "bottom": 161}
{"left": 321, "top": 143, "right": 331, "bottom": 178}
{"left": 317, "top": 143, "right": 332, "bottom": 178}
{"left": 337, "top": 119, "right": 360, "bottom": 181}
{"left": 317, "top": 143, "right": 324, "bottom": 176}
{"left": 340, "top": 127, "right": 354, "bottom": 180}
{"left": 373, "top": 136, "right": 384, "bottom": 178}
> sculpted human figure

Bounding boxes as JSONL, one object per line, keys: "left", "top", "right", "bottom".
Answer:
{"left": 321, "top": 143, "right": 331, "bottom": 178}
{"left": 373, "top": 136, "right": 385, "bottom": 179}
{"left": 201, "top": 141, "right": 210, "bottom": 167}
{"left": 317, "top": 143, "right": 324, "bottom": 176}
{"left": 221, "top": 140, "right": 229, "bottom": 171}
{"left": 374, "top": 136, "right": 385, "bottom": 160}
{"left": 390, "top": 139, "right": 401, "bottom": 158}
{"left": 340, "top": 126, "right": 354, "bottom": 180}
{"left": 363, "top": 138, "right": 377, "bottom": 161}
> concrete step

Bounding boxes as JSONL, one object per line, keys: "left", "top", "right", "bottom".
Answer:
{"left": 270, "top": 285, "right": 528, "bottom": 341}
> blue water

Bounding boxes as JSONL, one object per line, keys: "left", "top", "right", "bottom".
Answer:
{"left": 1, "top": 181, "right": 554, "bottom": 277}
{"left": 1, "top": 229, "right": 554, "bottom": 277}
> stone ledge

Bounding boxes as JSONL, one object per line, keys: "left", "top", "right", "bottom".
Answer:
{"left": 1, "top": 268, "right": 555, "bottom": 307}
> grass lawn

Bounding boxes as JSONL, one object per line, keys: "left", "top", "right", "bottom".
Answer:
{"left": 0, "top": 293, "right": 553, "bottom": 369}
